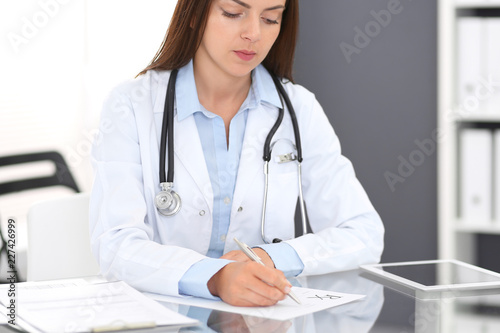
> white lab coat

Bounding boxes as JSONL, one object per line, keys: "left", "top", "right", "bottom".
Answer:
{"left": 90, "top": 68, "right": 384, "bottom": 297}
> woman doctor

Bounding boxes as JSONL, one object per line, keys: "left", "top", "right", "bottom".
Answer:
{"left": 90, "top": 0, "right": 384, "bottom": 307}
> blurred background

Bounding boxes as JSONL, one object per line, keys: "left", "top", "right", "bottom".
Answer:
{"left": 0, "top": 0, "right": 177, "bottom": 275}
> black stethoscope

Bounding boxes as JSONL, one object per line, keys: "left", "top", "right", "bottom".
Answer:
{"left": 155, "top": 68, "right": 307, "bottom": 244}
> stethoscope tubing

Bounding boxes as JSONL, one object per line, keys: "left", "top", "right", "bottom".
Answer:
{"left": 269, "top": 73, "right": 303, "bottom": 163}
{"left": 160, "top": 69, "right": 178, "bottom": 184}
{"left": 158, "top": 68, "right": 308, "bottom": 242}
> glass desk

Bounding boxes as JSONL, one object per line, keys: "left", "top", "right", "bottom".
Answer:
{"left": 157, "top": 269, "right": 500, "bottom": 333}
{"left": 1, "top": 269, "right": 499, "bottom": 333}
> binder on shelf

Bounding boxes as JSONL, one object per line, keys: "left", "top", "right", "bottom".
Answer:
{"left": 485, "top": 18, "right": 500, "bottom": 115}
{"left": 456, "top": 18, "right": 485, "bottom": 113}
{"left": 460, "top": 128, "right": 492, "bottom": 225}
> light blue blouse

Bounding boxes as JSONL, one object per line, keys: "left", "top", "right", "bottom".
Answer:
{"left": 176, "top": 61, "right": 304, "bottom": 299}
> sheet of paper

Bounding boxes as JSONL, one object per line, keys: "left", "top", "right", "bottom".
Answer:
{"left": 0, "top": 278, "right": 90, "bottom": 331}
{"left": 0, "top": 277, "right": 89, "bottom": 291}
{"left": 0, "top": 280, "right": 198, "bottom": 332}
{"left": 146, "top": 287, "right": 365, "bottom": 321}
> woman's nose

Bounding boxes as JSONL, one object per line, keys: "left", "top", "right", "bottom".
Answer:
{"left": 240, "top": 16, "right": 261, "bottom": 42}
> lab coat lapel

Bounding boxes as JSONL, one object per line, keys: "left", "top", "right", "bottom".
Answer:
{"left": 173, "top": 114, "right": 213, "bottom": 211}
{"left": 233, "top": 106, "right": 276, "bottom": 208}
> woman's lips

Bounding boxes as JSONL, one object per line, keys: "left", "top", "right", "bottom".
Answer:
{"left": 234, "top": 50, "right": 256, "bottom": 61}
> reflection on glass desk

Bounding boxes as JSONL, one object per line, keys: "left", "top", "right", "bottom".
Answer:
{"left": 1, "top": 269, "right": 500, "bottom": 332}
{"left": 156, "top": 269, "right": 500, "bottom": 333}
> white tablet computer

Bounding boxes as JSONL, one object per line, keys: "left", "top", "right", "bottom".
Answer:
{"left": 360, "top": 259, "right": 500, "bottom": 299}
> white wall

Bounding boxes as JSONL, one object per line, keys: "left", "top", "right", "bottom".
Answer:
{"left": 0, "top": 0, "right": 177, "bottom": 276}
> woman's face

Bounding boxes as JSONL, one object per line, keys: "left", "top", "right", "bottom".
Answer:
{"left": 195, "top": 0, "right": 286, "bottom": 80}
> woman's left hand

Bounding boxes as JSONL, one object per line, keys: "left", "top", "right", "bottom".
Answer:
{"left": 221, "top": 248, "right": 275, "bottom": 268}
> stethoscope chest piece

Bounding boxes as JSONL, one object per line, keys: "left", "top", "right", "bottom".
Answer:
{"left": 155, "top": 182, "right": 181, "bottom": 216}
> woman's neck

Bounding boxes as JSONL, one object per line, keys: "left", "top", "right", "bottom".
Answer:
{"left": 192, "top": 58, "right": 251, "bottom": 114}
{"left": 192, "top": 56, "right": 253, "bottom": 147}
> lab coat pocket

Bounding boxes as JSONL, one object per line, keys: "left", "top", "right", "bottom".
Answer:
{"left": 263, "top": 171, "right": 299, "bottom": 242}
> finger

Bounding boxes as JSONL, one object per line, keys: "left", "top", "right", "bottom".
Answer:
{"left": 241, "top": 284, "right": 283, "bottom": 306}
{"left": 250, "top": 264, "right": 291, "bottom": 294}
{"left": 223, "top": 284, "right": 280, "bottom": 307}
{"left": 212, "top": 262, "right": 288, "bottom": 307}
{"left": 243, "top": 265, "right": 288, "bottom": 302}
{"left": 246, "top": 280, "right": 287, "bottom": 304}
{"left": 228, "top": 264, "right": 286, "bottom": 305}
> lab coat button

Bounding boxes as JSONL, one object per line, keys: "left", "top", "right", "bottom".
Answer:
{"left": 199, "top": 210, "right": 205, "bottom": 216}
{"left": 224, "top": 197, "right": 231, "bottom": 205}
{"left": 237, "top": 206, "right": 243, "bottom": 212}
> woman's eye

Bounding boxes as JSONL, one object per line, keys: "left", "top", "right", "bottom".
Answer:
{"left": 263, "top": 17, "right": 279, "bottom": 25}
{"left": 222, "top": 10, "right": 241, "bottom": 19}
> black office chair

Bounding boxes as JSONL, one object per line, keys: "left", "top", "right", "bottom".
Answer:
{"left": 0, "top": 151, "right": 80, "bottom": 282}
{"left": 0, "top": 151, "right": 80, "bottom": 195}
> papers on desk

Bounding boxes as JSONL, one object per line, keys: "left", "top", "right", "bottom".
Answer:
{"left": 146, "top": 286, "right": 365, "bottom": 321}
{"left": 0, "top": 279, "right": 198, "bottom": 333}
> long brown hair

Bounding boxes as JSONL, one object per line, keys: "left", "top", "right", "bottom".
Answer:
{"left": 138, "top": 0, "right": 298, "bottom": 82}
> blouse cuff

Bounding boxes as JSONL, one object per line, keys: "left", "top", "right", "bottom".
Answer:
{"left": 178, "top": 258, "right": 233, "bottom": 299}
{"left": 255, "top": 242, "right": 304, "bottom": 277}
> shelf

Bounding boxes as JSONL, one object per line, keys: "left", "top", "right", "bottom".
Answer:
{"left": 453, "top": 112, "right": 500, "bottom": 122}
{"left": 455, "top": 223, "right": 500, "bottom": 234}
{"left": 438, "top": 0, "right": 500, "bottom": 265}
{"left": 455, "top": 1, "right": 500, "bottom": 9}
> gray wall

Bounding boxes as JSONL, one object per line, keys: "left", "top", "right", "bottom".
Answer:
{"left": 294, "top": 0, "right": 438, "bottom": 326}
{"left": 294, "top": 0, "right": 438, "bottom": 263}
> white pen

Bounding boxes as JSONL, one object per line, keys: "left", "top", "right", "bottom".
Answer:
{"left": 233, "top": 237, "right": 301, "bottom": 305}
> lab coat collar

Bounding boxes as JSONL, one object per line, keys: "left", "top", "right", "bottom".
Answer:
{"left": 175, "top": 60, "right": 282, "bottom": 122}
{"left": 252, "top": 64, "right": 282, "bottom": 110}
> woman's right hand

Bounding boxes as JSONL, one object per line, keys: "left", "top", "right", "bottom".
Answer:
{"left": 207, "top": 261, "right": 291, "bottom": 307}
